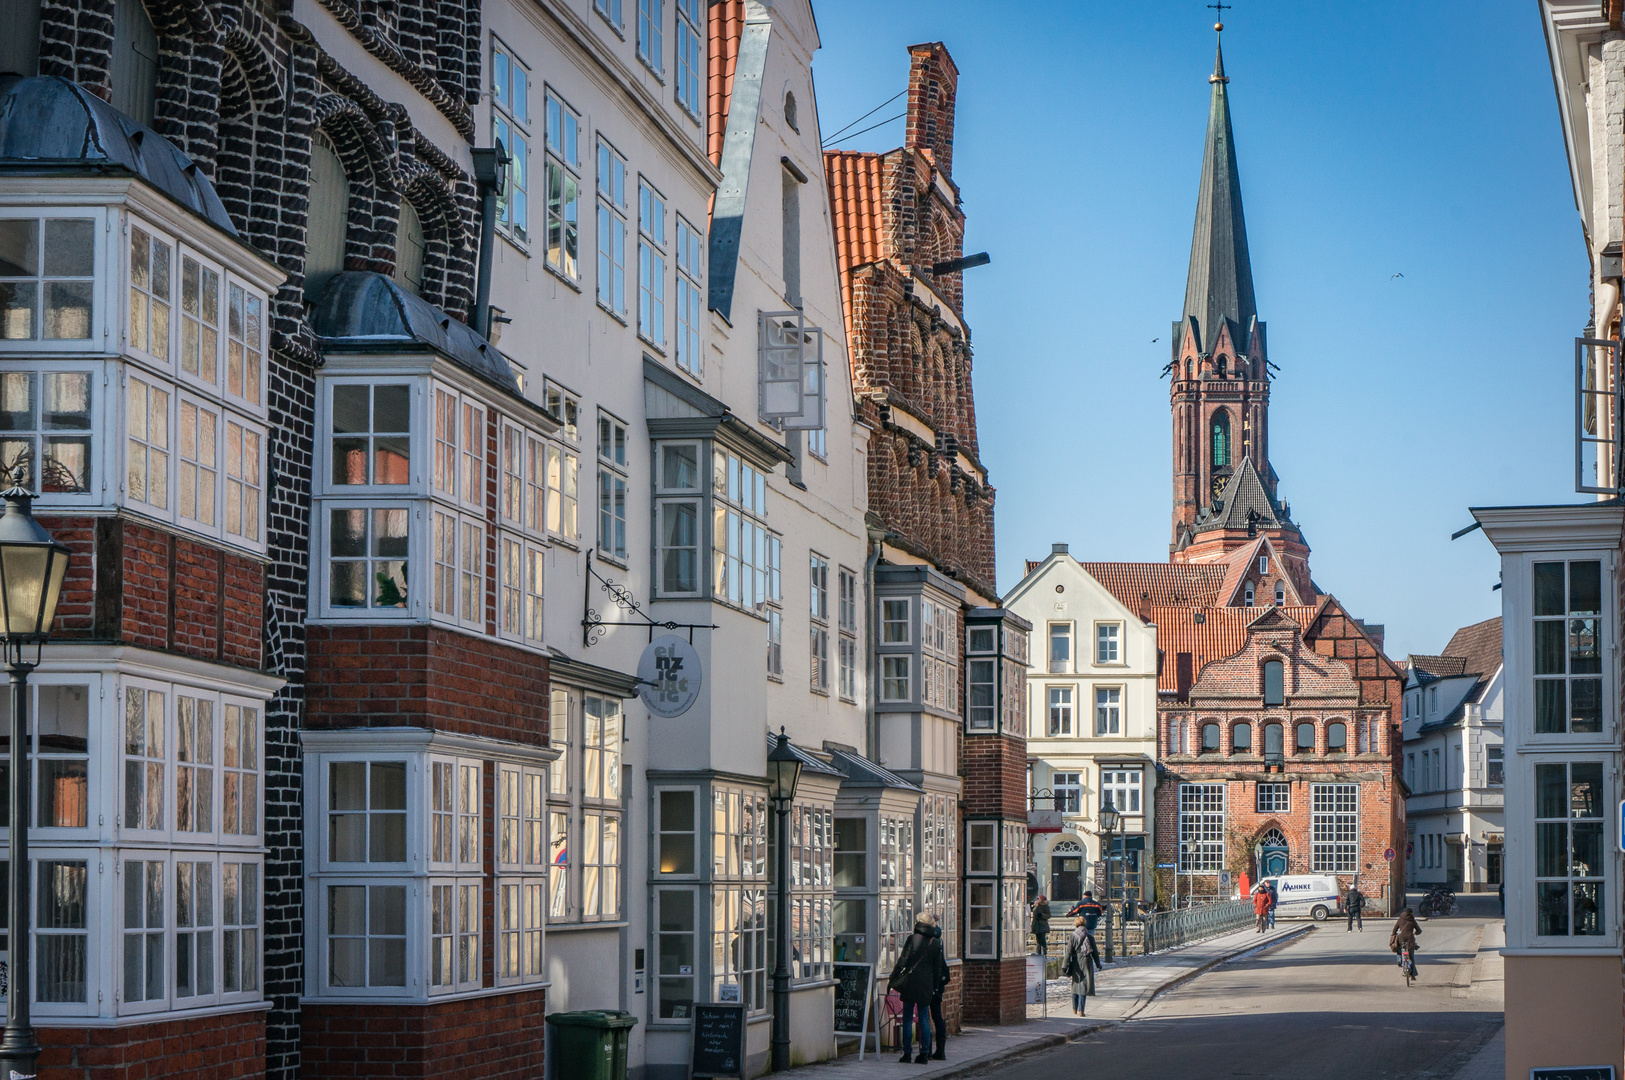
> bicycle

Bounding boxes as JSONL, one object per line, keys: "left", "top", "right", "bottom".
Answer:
{"left": 1397, "top": 942, "right": 1416, "bottom": 986}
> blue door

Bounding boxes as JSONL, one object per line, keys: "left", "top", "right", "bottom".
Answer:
{"left": 1261, "top": 846, "right": 1289, "bottom": 878}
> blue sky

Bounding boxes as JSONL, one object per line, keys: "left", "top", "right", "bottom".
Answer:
{"left": 811, "top": 1, "right": 1582, "bottom": 659}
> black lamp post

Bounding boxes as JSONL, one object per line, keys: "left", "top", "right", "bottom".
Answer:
{"left": 1098, "top": 798, "right": 1120, "bottom": 963}
{"left": 0, "top": 468, "right": 71, "bottom": 1080}
{"left": 766, "top": 729, "right": 803, "bottom": 1073}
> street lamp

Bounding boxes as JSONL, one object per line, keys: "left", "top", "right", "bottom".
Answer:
{"left": 766, "top": 729, "right": 803, "bottom": 1073}
{"left": 1099, "top": 799, "right": 1120, "bottom": 963}
{"left": 0, "top": 467, "right": 71, "bottom": 1080}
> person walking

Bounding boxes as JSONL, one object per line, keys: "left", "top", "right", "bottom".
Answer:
{"left": 889, "top": 913, "right": 948, "bottom": 1064}
{"left": 1031, "top": 894, "right": 1053, "bottom": 955}
{"left": 1497, "top": 881, "right": 1504, "bottom": 917}
{"left": 1062, "top": 917, "right": 1097, "bottom": 1015}
{"left": 1265, "top": 879, "right": 1279, "bottom": 929}
{"left": 1067, "top": 891, "right": 1106, "bottom": 934}
{"left": 927, "top": 919, "right": 949, "bottom": 1061}
{"left": 1346, "top": 882, "right": 1365, "bottom": 932}
{"left": 1252, "top": 883, "right": 1272, "bottom": 933}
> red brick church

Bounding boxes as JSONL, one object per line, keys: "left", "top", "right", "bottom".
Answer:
{"left": 1094, "top": 31, "right": 1406, "bottom": 913}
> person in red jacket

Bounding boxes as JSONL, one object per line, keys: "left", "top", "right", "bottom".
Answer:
{"left": 1252, "top": 884, "right": 1273, "bottom": 933}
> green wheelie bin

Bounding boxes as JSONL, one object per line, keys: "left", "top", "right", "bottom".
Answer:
{"left": 546, "top": 1010, "right": 639, "bottom": 1080}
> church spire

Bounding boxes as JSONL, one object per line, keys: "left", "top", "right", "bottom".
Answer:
{"left": 1182, "top": 24, "right": 1256, "bottom": 356}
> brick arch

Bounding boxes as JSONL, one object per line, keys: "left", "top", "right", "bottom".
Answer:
{"left": 312, "top": 94, "right": 399, "bottom": 276}
{"left": 396, "top": 162, "right": 469, "bottom": 312}
{"left": 216, "top": 37, "right": 286, "bottom": 254}
{"left": 139, "top": 0, "right": 224, "bottom": 169}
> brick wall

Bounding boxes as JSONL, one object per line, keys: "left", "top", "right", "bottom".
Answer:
{"left": 32, "top": 1009, "right": 265, "bottom": 1079}
{"left": 300, "top": 990, "right": 545, "bottom": 1079}
{"left": 960, "top": 734, "right": 1028, "bottom": 817}
{"left": 305, "top": 625, "right": 550, "bottom": 744}
{"left": 960, "top": 957, "right": 1023, "bottom": 1025}
{"left": 40, "top": 514, "right": 266, "bottom": 671}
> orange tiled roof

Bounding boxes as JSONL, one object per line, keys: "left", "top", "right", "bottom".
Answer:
{"left": 707, "top": 0, "right": 747, "bottom": 166}
{"left": 1147, "top": 602, "right": 1327, "bottom": 693}
{"left": 1214, "top": 537, "right": 1267, "bottom": 607}
{"left": 1077, "top": 561, "right": 1228, "bottom": 613}
{"left": 1442, "top": 616, "right": 1502, "bottom": 681}
{"left": 824, "top": 149, "right": 887, "bottom": 339}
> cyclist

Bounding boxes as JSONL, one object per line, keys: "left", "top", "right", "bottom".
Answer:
{"left": 1391, "top": 907, "right": 1422, "bottom": 978}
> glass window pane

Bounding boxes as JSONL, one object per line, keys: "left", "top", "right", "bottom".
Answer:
{"left": 1571, "top": 763, "right": 1604, "bottom": 817}
{"left": 1535, "top": 764, "right": 1569, "bottom": 819}
{"left": 1569, "top": 560, "right": 1602, "bottom": 615}
{"left": 1533, "top": 622, "right": 1566, "bottom": 675}
{"left": 0, "top": 220, "right": 38, "bottom": 276}
{"left": 1537, "top": 881, "right": 1569, "bottom": 936}
{"left": 1535, "top": 680, "right": 1567, "bottom": 734}
{"left": 1533, "top": 562, "right": 1565, "bottom": 616}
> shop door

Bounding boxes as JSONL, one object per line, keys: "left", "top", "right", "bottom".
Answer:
{"left": 1051, "top": 855, "right": 1082, "bottom": 902}
{"left": 1486, "top": 845, "right": 1503, "bottom": 886}
{"left": 1260, "top": 846, "right": 1289, "bottom": 878}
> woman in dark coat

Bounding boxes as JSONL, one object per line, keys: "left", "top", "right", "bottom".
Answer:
{"left": 1062, "top": 917, "right": 1097, "bottom": 1015}
{"left": 1391, "top": 907, "right": 1422, "bottom": 976}
{"left": 1031, "top": 894, "right": 1053, "bottom": 954}
{"left": 927, "top": 920, "right": 950, "bottom": 1060}
{"left": 891, "top": 914, "right": 948, "bottom": 1063}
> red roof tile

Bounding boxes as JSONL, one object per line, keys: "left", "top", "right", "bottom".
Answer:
{"left": 824, "top": 149, "right": 888, "bottom": 337}
{"left": 1145, "top": 603, "right": 1326, "bottom": 693}
{"left": 1076, "top": 561, "right": 1228, "bottom": 612}
{"left": 707, "top": 0, "right": 747, "bottom": 166}
{"left": 1442, "top": 616, "right": 1502, "bottom": 681}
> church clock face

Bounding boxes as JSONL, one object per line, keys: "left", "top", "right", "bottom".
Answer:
{"left": 1212, "top": 474, "right": 1227, "bottom": 499}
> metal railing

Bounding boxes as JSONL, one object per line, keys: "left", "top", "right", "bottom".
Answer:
{"left": 1140, "top": 898, "right": 1255, "bottom": 955}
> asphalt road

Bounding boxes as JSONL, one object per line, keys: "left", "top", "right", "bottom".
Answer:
{"left": 992, "top": 894, "right": 1504, "bottom": 1080}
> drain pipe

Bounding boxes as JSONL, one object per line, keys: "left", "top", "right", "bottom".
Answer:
{"left": 468, "top": 142, "right": 509, "bottom": 339}
{"left": 863, "top": 513, "right": 888, "bottom": 764}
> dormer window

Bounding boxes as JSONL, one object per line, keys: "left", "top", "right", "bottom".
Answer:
{"left": 1243, "top": 582, "right": 1254, "bottom": 607}
{"left": 1274, "top": 581, "right": 1285, "bottom": 605}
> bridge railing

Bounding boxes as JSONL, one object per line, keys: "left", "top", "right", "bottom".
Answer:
{"left": 1139, "top": 898, "right": 1255, "bottom": 955}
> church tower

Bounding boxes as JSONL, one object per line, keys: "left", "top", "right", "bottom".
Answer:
{"left": 1169, "top": 28, "right": 1310, "bottom": 585}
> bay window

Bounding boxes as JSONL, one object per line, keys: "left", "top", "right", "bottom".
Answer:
{"left": 331, "top": 382, "right": 411, "bottom": 488}
{"left": 1534, "top": 760, "right": 1606, "bottom": 938}
{"left": 1532, "top": 559, "right": 1605, "bottom": 734}
{"left": 965, "top": 819, "right": 997, "bottom": 959}
{"left": 306, "top": 737, "right": 552, "bottom": 1000}
{"left": 326, "top": 505, "right": 411, "bottom": 613}
{"left": 919, "top": 792, "right": 958, "bottom": 958}
{"left": 128, "top": 224, "right": 172, "bottom": 360}
{"left": 126, "top": 374, "right": 170, "bottom": 513}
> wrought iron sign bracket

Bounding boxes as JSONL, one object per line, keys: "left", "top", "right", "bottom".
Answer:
{"left": 581, "top": 548, "right": 719, "bottom": 647}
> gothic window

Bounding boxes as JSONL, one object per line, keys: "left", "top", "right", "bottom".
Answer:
{"left": 110, "top": 0, "right": 159, "bottom": 127}
{"left": 305, "top": 132, "right": 350, "bottom": 301}
{"left": 1211, "top": 410, "right": 1230, "bottom": 469}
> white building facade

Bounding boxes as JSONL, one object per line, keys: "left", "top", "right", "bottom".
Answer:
{"left": 1004, "top": 544, "right": 1159, "bottom": 906}
{"left": 1400, "top": 619, "right": 1504, "bottom": 893}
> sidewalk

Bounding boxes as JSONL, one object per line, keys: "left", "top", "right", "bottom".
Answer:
{"left": 1449, "top": 918, "right": 1506, "bottom": 1080}
{"left": 787, "top": 922, "right": 1313, "bottom": 1080}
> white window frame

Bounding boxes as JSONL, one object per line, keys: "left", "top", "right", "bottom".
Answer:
{"left": 491, "top": 38, "right": 531, "bottom": 246}
{"left": 222, "top": 275, "right": 268, "bottom": 416}
{"left": 1047, "top": 685, "right": 1073, "bottom": 736}
{"left": 880, "top": 656, "right": 911, "bottom": 703}
{"left": 1094, "top": 622, "right": 1121, "bottom": 665}
{"left": 638, "top": 178, "right": 667, "bottom": 350}
{"left": 0, "top": 207, "right": 104, "bottom": 354}
{"left": 175, "top": 244, "right": 225, "bottom": 396}
{"left": 637, "top": 0, "right": 665, "bottom": 74}
{"left": 674, "top": 0, "right": 702, "bottom": 117}
{"left": 597, "top": 139, "right": 628, "bottom": 318}
{"left": 544, "top": 90, "right": 582, "bottom": 281}
{"left": 1094, "top": 685, "right": 1122, "bottom": 736}
{"left": 675, "top": 216, "right": 703, "bottom": 373}
{"left": 1048, "top": 622, "right": 1072, "bottom": 674}
{"left": 124, "top": 369, "right": 172, "bottom": 518}
{"left": 318, "top": 499, "right": 419, "bottom": 620}
{"left": 880, "top": 598, "right": 911, "bottom": 645}
{"left": 0, "top": 361, "right": 101, "bottom": 506}
{"left": 321, "top": 377, "right": 421, "bottom": 495}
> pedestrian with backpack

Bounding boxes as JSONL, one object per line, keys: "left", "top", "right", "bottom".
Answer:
{"left": 889, "top": 913, "right": 948, "bottom": 1063}
{"left": 1062, "top": 917, "right": 1098, "bottom": 1015}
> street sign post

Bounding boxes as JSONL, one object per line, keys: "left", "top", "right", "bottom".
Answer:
{"left": 1383, "top": 847, "right": 1396, "bottom": 862}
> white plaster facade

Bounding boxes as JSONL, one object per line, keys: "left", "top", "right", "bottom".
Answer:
{"left": 1401, "top": 654, "right": 1504, "bottom": 893}
{"left": 1003, "top": 544, "right": 1159, "bottom": 904}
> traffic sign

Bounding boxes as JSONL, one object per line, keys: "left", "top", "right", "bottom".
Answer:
{"left": 1156, "top": 863, "right": 1175, "bottom": 869}
{"left": 1383, "top": 847, "right": 1396, "bottom": 862}
{"left": 1406, "top": 841, "right": 1414, "bottom": 857}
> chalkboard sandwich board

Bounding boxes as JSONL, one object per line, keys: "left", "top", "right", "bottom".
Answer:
{"left": 690, "top": 1002, "right": 746, "bottom": 1079}
{"left": 832, "top": 963, "right": 872, "bottom": 1034}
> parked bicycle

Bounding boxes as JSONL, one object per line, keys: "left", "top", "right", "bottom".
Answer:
{"left": 1417, "top": 885, "right": 1457, "bottom": 918}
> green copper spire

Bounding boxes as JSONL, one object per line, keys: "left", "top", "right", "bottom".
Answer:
{"left": 1181, "top": 30, "right": 1256, "bottom": 355}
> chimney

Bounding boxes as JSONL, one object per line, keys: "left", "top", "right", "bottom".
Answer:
{"left": 904, "top": 42, "right": 959, "bottom": 179}
{"left": 1051, "top": 543, "right": 1069, "bottom": 556}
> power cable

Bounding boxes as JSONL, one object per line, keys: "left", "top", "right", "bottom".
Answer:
{"left": 820, "top": 88, "right": 906, "bottom": 146}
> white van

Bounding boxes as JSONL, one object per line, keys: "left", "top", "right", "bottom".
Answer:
{"left": 1260, "top": 875, "right": 1342, "bottom": 921}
